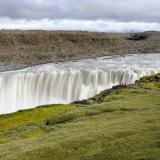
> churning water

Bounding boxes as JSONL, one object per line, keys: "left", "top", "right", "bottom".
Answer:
{"left": 0, "top": 54, "right": 160, "bottom": 114}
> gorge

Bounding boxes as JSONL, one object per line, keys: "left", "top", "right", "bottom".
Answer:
{"left": 0, "top": 53, "right": 160, "bottom": 114}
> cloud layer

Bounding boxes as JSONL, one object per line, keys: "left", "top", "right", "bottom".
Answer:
{"left": 0, "top": 18, "right": 159, "bottom": 32}
{"left": 0, "top": 0, "right": 160, "bottom": 32}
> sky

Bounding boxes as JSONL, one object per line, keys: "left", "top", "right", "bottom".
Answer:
{"left": 0, "top": 0, "right": 160, "bottom": 32}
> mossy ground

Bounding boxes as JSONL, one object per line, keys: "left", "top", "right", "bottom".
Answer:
{"left": 0, "top": 74, "right": 160, "bottom": 160}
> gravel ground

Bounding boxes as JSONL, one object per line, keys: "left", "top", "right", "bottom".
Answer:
{"left": 0, "top": 30, "right": 160, "bottom": 71}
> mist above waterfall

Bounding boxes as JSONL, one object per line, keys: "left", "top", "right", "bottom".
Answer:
{"left": 0, "top": 54, "right": 160, "bottom": 114}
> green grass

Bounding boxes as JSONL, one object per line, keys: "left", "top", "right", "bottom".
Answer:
{"left": 0, "top": 104, "right": 75, "bottom": 131}
{"left": 0, "top": 74, "right": 160, "bottom": 160}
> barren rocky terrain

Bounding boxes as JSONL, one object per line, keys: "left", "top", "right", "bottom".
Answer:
{"left": 0, "top": 30, "right": 160, "bottom": 71}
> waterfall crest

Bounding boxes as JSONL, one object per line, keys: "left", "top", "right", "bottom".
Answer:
{"left": 0, "top": 54, "right": 160, "bottom": 114}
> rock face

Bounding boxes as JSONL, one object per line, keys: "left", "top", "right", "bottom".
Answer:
{"left": 0, "top": 30, "right": 160, "bottom": 71}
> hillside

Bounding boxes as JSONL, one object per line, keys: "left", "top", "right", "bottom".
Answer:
{"left": 0, "top": 74, "right": 159, "bottom": 160}
{"left": 0, "top": 30, "right": 160, "bottom": 71}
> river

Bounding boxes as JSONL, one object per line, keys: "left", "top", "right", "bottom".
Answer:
{"left": 0, "top": 54, "right": 160, "bottom": 114}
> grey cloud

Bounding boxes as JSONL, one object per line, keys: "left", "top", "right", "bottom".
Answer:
{"left": 0, "top": 0, "right": 160, "bottom": 23}
{"left": 0, "top": 18, "right": 159, "bottom": 32}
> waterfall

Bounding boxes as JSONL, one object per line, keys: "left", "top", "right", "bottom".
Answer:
{"left": 0, "top": 54, "right": 160, "bottom": 114}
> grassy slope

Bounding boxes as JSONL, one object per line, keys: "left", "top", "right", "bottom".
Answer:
{"left": 0, "top": 74, "right": 160, "bottom": 160}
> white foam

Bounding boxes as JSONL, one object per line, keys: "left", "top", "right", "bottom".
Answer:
{"left": 0, "top": 54, "right": 160, "bottom": 114}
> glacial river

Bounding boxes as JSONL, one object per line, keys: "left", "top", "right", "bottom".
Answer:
{"left": 0, "top": 54, "right": 160, "bottom": 114}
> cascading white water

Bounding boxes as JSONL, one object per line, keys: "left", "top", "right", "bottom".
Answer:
{"left": 0, "top": 54, "right": 160, "bottom": 114}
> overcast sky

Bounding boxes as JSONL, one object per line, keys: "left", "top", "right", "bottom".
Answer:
{"left": 0, "top": 0, "right": 160, "bottom": 32}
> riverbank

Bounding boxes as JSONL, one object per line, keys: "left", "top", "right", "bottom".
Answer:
{"left": 0, "top": 30, "right": 160, "bottom": 71}
{"left": 0, "top": 73, "right": 159, "bottom": 160}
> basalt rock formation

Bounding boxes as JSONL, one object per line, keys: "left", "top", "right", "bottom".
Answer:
{"left": 0, "top": 30, "right": 160, "bottom": 71}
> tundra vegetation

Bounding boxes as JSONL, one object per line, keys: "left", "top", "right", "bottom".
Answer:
{"left": 0, "top": 74, "right": 160, "bottom": 160}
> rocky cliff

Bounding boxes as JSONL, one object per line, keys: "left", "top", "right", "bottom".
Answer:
{"left": 0, "top": 30, "right": 160, "bottom": 71}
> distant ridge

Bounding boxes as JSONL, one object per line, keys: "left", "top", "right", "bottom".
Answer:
{"left": 0, "top": 30, "right": 160, "bottom": 71}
